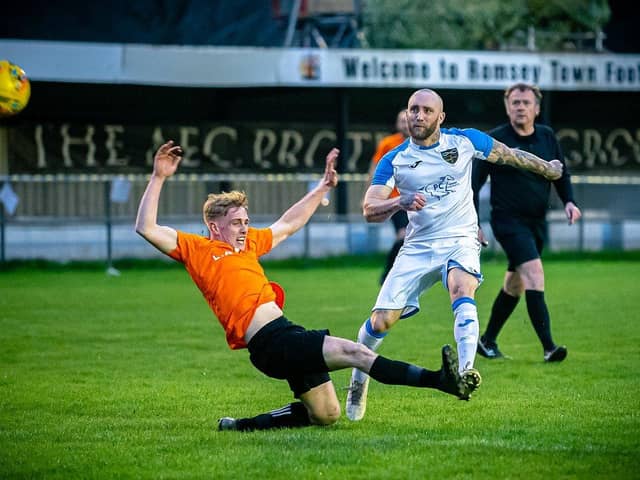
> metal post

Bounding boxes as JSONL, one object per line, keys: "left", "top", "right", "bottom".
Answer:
{"left": 0, "top": 128, "right": 7, "bottom": 263}
{"left": 577, "top": 184, "right": 584, "bottom": 251}
{"left": 0, "top": 201, "right": 5, "bottom": 264}
{"left": 336, "top": 88, "right": 349, "bottom": 218}
{"left": 303, "top": 222, "right": 310, "bottom": 259}
{"left": 527, "top": 26, "right": 536, "bottom": 51}
{"left": 104, "top": 179, "right": 120, "bottom": 275}
{"left": 284, "top": 0, "right": 302, "bottom": 47}
{"left": 105, "top": 180, "right": 112, "bottom": 267}
{"left": 596, "top": 30, "right": 605, "bottom": 52}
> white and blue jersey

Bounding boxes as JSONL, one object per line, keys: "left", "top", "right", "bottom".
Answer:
{"left": 372, "top": 128, "right": 493, "bottom": 248}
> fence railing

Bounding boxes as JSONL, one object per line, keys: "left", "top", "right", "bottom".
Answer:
{"left": 1, "top": 174, "right": 639, "bottom": 266}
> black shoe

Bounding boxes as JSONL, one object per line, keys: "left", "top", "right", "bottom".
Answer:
{"left": 459, "top": 368, "right": 482, "bottom": 401}
{"left": 477, "top": 336, "right": 504, "bottom": 359}
{"left": 437, "top": 344, "right": 464, "bottom": 399}
{"left": 544, "top": 345, "right": 567, "bottom": 362}
{"left": 217, "top": 417, "right": 238, "bottom": 431}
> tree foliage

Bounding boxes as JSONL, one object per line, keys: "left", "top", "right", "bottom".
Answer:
{"left": 361, "top": 0, "right": 611, "bottom": 50}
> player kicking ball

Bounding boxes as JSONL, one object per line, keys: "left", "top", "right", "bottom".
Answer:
{"left": 346, "top": 88, "right": 563, "bottom": 421}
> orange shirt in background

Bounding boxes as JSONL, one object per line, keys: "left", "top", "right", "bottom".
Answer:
{"left": 168, "top": 228, "right": 277, "bottom": 350}
{"left": 370, "top": 132, "right": 406, "bottom": 198}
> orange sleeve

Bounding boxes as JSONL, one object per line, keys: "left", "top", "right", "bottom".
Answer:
{"left": 167, "top": 231, "right": 206, "bottom": 263}
{"left": 250, "top": 227, "right": 273, "bottom": 257}
{"left": 371, "top": 137, "right": 390, "bottom": 165}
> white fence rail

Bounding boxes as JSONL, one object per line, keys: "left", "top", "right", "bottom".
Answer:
{"left": 1, "top": 174, "right": 639, "bottom": 264}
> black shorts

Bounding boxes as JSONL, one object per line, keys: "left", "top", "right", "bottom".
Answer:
{"left": 491, "top": 214, "right": 547, "bottom": 272}
{"left": 391, "top": 210, "right": 409, "bottom": 232}
{"left": 247, "top": 317, "right": 331, "bottom": 398}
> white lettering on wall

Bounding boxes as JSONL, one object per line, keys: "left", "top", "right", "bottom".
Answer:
{"left": 145, "top": 127, "right": 166, "bottom": 166}
{"left": 20, "top": 123, "right": 640, "bottom": 173}
{"left": 253, "top": 129, "right": 278, "bottom": 168}
{"left": 202, "top": 126, "right": 236, "bottom": 168}
{"left": 61, "top": 124, "right": 96, "bottom": 167}
{"left": 104, "top": 125, "right": 129, "bottom": 167}
{"left": 557, "top": 128, "right": 640, "bottom": 169}
{"left": 278, "top": 130, "right": 304, "bottom": 168}
{"left": 304, "top": 130, "right": 336, "bottom": 168}
{"left": 178, "top": 126, "right": 201, "bottom": 168}
{"left": 35, "top": 125, "right": 46, "bottom": 169}
{"left": 346, "top": 132, "right": 372, "bottom": 172}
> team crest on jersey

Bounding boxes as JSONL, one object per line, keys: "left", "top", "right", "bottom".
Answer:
{"left": 440, "top": 148, "right": 459, "bottom": 164}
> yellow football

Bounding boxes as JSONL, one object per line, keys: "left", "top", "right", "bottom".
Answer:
{"left": 0, "top": 60, "right": 31, "bottom": 117}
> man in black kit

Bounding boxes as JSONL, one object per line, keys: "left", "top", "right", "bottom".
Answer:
{"left": 472, "top": 83, "right": 582, "bottom": 362}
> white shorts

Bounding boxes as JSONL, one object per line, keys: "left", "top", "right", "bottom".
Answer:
{"left": 373, "top": 237, "right": 483, "bottom": 319}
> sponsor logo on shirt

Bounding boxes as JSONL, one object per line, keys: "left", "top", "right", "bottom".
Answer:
{"left": 423, "top": 174, "right": 459, "bottom": 200}
{"left": 212, "top": 251, "right": 234, "bottom": 261}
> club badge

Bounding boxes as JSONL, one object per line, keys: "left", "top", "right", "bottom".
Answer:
{"left": 441, "top": 148, "right": 459, "bottom": 164}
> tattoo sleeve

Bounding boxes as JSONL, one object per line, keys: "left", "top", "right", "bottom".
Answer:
{"left": 365, "top": 204, "right": 399, "bottom": 222}
{"left": 487, "top": 140, "right": 551, "bottom": 176}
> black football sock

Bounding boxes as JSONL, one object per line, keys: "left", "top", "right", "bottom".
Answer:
{"left": 381, "top": 239, "right": 404, "bottom": 284}
{"left": 525, "top": 289, "right": 555, "bottom": 351}
{"left": 483, "top": 289, "right": 520, "bottom": 343}
{"left": 369, "top": 355, "right": 440, "bottom": 388}
{"left": 235, "top": 402, "right": 311, "bottom": 431}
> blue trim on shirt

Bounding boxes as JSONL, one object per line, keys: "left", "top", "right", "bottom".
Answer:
{"left": 442, "top": 127, "right": 494, "bottom": 158}
{"left": 412, "top": 140, "right": 440, "bottom": 150}
{"left": 371, "top": 139, "right": 410, "bottom": 186}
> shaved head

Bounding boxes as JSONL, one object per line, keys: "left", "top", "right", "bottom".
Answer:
{"left": 408, "top": 89, "right": 444, "bottom": 111}
{"left": 406, "top": 89, "right": 446, "bottom": 145}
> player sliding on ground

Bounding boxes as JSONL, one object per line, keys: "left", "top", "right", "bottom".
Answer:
{"left": 135, "top": 141, "right": 469, "bottom": 432}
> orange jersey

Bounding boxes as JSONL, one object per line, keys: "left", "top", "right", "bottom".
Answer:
{"left": 168, "top": 228, "right": 277, "bottom": 350}
{"left": 371, "top": 132, "right": 406, "bottom": 198}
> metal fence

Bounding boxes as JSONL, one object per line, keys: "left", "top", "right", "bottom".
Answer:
{"left": 1, "top": 174, "right": 639, "bottom": 266}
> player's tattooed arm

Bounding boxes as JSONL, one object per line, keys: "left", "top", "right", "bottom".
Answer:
{"left": 486, "top": 139, "right": 563, "bottom": 180}
{"left": 363, "top": 187, "right": 427, "bottom": 222}
{"left": 363, "top": 185, "right": 401, "bottom": 223}
{"left": 365, "top": 203, "right": 401, "bottom": 222}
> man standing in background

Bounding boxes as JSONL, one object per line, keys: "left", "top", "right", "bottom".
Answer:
{"left": 473, "top": 83, "right": 582, "bottom": 362}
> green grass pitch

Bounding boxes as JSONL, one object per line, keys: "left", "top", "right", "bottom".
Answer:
{"left": 1, "top": 254, "right": 639, "bottom": 479}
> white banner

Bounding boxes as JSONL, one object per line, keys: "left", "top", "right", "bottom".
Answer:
{"left": 280, "top": 50, "right": 640, "bottom": 91}
{"left": 2, "top": 40, "right": 639, "bottom": 91}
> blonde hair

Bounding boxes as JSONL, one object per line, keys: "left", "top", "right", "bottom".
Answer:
{"left": 202, "top": 191, "right": 248, "bottom": 224}
{"left": 504, "top": 83, "right": 542, "bottom": 104}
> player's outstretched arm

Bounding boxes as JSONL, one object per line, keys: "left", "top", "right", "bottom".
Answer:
{"left": 487, "top": 139, "right": 563, "bottom": 181}
{"left": 135, "top": 141, "right": 182, "bottom": 254}
{"left": 270, "top": 148, "right": 339, "bottom": 248}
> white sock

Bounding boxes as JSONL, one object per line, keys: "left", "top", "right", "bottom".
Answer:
{"left": 352, "top": 318, "right": 387, "bottom": 383}
{"left": 452, "top": 297, "right": 479, "bottom": 373}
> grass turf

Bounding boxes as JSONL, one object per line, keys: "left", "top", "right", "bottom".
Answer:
{"left": 1, "top": 254, "right": 639, "bottom": 479}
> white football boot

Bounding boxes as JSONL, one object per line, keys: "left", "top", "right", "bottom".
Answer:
{"left": 346, "top": 371, "right": 370, "bottom": 421}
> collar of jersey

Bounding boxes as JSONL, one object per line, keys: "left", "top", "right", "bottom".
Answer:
{"left": 211, "top": 239, "right": 235, "bottom": 251}
{"left": 409, "top": 138, "right": 440, "bottom": 151}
